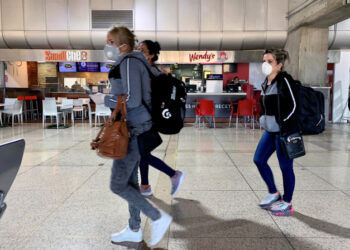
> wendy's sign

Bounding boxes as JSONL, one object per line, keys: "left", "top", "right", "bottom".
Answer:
{"left": 189, "top": 51, "right": 216, "bottom": 63}
{"left": 188, "top": 51, "right": 229, "bottom": 63}
{"left": 157, "top": 51, "right": 233, "bottom": 64}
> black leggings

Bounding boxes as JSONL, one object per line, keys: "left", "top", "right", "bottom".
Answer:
{"left": 139, "top": 154, "right": 176, "bottom": 186}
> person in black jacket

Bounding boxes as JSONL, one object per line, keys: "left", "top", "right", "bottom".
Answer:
{"left": 137, "top": 40, "right": 185, "bottom": 197}
{"left": 254, "top": 49, "right": 298, "bottom": 216}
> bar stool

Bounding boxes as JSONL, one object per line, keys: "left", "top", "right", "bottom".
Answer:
{"left": 17, "top": 96, "right": 26, "bottom": 120}
{"left": 23, "top": 96, "right": 39, "bottom": 120}
{"left": 24, "top": 96, "right": 33, "bottom": 120}
{"left": 30, "top": 96, "right": 39, "bottom": 119}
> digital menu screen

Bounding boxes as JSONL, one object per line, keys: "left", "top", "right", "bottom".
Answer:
{"left": 100, "top": 62, "right": 114, "bottom": 72}
{"left": 77, "top": 62, "right": 99, "bottom": 72}
{"left": 58, "top": 62, "right": 77, "bottom": 72}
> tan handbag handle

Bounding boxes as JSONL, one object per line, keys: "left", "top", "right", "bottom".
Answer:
{"left": 92, "top": 95, "right": 127, "bottom": 147}
{"left": 109, "top": 95, "right": 127, "bottom": 123}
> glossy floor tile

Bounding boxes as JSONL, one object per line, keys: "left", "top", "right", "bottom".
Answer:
{"left": 0, "top": 123, "right": 350, "bottom": 249}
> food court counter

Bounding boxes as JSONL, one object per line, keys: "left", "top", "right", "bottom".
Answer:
{"left": 185, "top": 92, "right": 247, "bottom": 118}
{"left": 49, "top": 92, "right": 91, "bottom": 99}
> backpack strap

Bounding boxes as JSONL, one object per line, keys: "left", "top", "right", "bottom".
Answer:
{"left": 120, "top": 55, "right": 156, "bottom": 80}
{"left": 119, "top": 55, "right": 154, "bottom": 114}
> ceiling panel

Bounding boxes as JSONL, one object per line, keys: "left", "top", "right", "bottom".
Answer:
{"left": 245, "top": 0, "right": 267, "bottom": 31}
{"left": 157, "top": 0, "right": 177, "bottom": 31}
{"left": 24, "top": 0, "right": 46, "bottom": 30}
{"left": 2, "top": 0, "right": 24, "bottom": 30}
{"left": 46, "top": 0, "right": 68, "bottom": 30}
{"left": 68, "top": 0, "right": 90, "bottom": 30}
{"left": 25, "top": 31, "right": 51, "bottom": 49}
{"left": 223, "top": 0, "right": 244, "bottom": 31}
{"left": 47, "top": 31, "right": 71, "bottom": 49}
{"left": 201, "top": 0, "right": 221, "bottom": 31}
{"left": 134, "top": 0, "right": 155, "bottom": 30}
{"left": 179, "top": 0, "right": 200, "bottom": 31}
{"left": 2, "top": 31, "right": 29, "bottom": 48}
{"left": 267, "top": 0, "right": 288, "bottom": 31}
{"left": 91, "top": 0, "right": 112, "bottom": 10}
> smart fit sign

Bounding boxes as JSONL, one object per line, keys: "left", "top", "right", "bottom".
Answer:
{"left": 44, "top": 50, "right": 88, "bottom": 61}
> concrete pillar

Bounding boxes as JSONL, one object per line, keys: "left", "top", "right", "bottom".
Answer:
{"left": 0, "top": 62, "right": 6, "bottom": 102}
{"left": 284, "top": 27, "right": 329, "bottom": 86}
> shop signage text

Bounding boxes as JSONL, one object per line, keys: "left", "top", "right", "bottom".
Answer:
{"left": 189, "top": 51, "right": 216, "bottom": 63}
{"left": 45, "top": 50, "right": 88, "bottom": 61}
{"left": 185, "top": 103, "right": 231, "bottom": 109}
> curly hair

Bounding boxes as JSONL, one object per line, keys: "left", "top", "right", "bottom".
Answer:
{"left": 140, "top": 40, "right": 161, "bottom": 62}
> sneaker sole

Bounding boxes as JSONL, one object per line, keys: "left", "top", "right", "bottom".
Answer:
{"left": 271, "top": 207, "right": 294, "bottom": 216}
{"left": 171, "top": 173, "right": 185, "bottom": 196}
{"left": 111, "top": 239, "right": 142, "bottom": 244}
{"left": 140, "top": 192, "right": 153, "bottom": 196}
{"left": 149, "top": 215, "right": 173, "bottom": 246}
{"left": 259, "top": 198, "right": 282, "bottom": 210}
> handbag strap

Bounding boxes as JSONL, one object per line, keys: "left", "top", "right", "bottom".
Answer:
{"left": 93, "top": 95, "right": 126, "bottom": 141}
{"left": 142, "top": 100, "right": 151, "bottom": 115}
{"left": 108, "top": 95, "right": 126, "bottom": 122}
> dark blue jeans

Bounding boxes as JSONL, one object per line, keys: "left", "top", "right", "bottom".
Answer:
{"left": 139, "top": 154, "right": 176, "bottom": 186}
{"left": 253, "top": 131, "right": 295, "bottom": 203}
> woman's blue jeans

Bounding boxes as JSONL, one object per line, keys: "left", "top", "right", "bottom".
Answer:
{"left": 253, "top": 131, "right": 295, "bottom": 203}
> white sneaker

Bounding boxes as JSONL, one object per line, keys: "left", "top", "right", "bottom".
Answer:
{"left": 149, "top": 210, "right": 173, "bottom": 246}
{"left": 111, "top": 226, "right": 143, "bottom": 244}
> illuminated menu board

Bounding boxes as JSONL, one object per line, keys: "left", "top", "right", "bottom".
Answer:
{"left": 58, "top": 62, "right": 77, "bottom": 72}
{"left": 77, "top": 62, "right": 99, "bottom": 72}
{"left": 100, "top": 62, "right": 114, "bottom": 72}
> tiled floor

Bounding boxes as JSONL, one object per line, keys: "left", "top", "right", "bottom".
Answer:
{"left": 1, "top": 123, "right": 350, "bottom": 249}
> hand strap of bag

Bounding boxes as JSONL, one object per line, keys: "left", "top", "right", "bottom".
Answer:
{"left": 110, "top": 95, "right": 127, "bottom": 122}
{"left": 93, "top": 95, "right": 127, "bottom": 141}
{"left": 142, "top": 100, "right": 152, "bottom": 116}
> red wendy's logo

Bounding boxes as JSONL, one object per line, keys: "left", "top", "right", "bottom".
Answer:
{"left": 219, "top": 52, "right": 228, "bottom": 62}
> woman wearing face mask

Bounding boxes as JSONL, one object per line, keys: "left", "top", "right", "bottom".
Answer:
{"left": 254, "top": 49, "right": 298, "bottom": 216}
{"left": 137, "top": 40, "right": 184, "bottom": 197}
{"left": 138, "top": 40, "right": 170, "bottom": 75}
{"left": 103, "top": 27, "right": 172, "bottom": 246}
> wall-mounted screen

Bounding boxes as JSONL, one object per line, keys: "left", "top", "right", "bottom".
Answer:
{"left": 223, "top": 63, "right": 237, "bottom": 73}
{"left": 77, "top": 62, "right": 99, "bottom": 72}
{"left": 58, "top": 62, "right": 77, "bottom": 72}
{"left": 100, "top": 62, "right": 114, "bottom": 72}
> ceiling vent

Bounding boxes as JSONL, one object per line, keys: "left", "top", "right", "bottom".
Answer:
{"left": 92, "top": 10, "right": 133, "bottom": 29}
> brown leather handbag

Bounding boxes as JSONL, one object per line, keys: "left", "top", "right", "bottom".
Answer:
{"left": 91, "top": 95, "right": 129, "bottom": 159}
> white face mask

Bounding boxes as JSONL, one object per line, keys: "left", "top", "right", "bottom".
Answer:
{"left": 104, "top": 44, "right": 124, "bottom": 61}
{"left": 142, "top": 53, "right": 149, "bottom": 61}
{"left": 262, "top": 62, "right": 273, "bottom": 76}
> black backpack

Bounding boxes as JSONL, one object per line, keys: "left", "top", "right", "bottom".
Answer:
{"left": 123, "top": 56, "right": 187, "bottom": 134}
{"left": 150, "top": 73, "right": 187, "bottom": 134}
{"left": 295, "top": 81, "right": 325, "bottom": 135}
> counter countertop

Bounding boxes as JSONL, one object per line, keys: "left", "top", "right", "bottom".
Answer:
{"left": 187, "top": 92, "right": 247, "bottom": 96}
{"left": 50, "top": 92, "right": 88, "bottom": 94}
